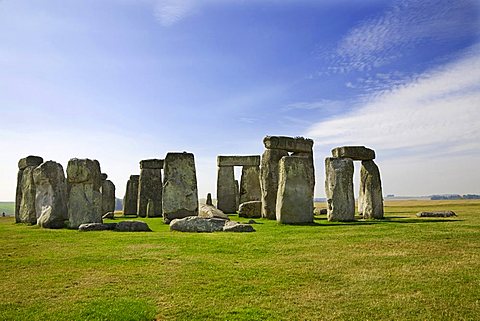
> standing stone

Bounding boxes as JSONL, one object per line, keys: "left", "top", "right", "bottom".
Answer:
{"left": 123, "top": 175, "right": 139, "bottom": 216}
{"left": 325, "top": 157, "right": 355, "bottom": 221}
{"left": 138, "top": 159, "right": 163, "bottom": 218}
{"left": 216, "top": 166, "right": 237, "bottom": 213}
{"left": 235, "top": 179, "right": 240, "bottom": 212}
{"left": 359, "top": 160, "right": 384, "bottom": 219}
{"left": 16, "top": 156, "right": 43, "bottom": 224}
{"left": 33, "top": 161, "right": 68, "bottom": 229}
{"left": 206, "top": 193, "right": 213, "bottom": 206}
{"left": 276, "top": 156, "right": 314, "bottom": 224}
{"left": 101, "top": 174, "right": 116, "bottom": 216}
{"left": 292, "top": 152, "right": 315, "bottom": 195}
{"left": 239, "top": 165, "right": 261, "bottom": 205}
{"left": 162, "top": 152, "right": 198, "bottom": 222}
{"left": 67, "top": 158, "right": 103, "bottom": 229}
{"left": 260, "top": 148, "right": 288, "bottom": 219}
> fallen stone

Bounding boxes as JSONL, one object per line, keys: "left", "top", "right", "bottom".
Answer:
{"left": 170, "top": 216, "right": 226, "bottom": 233}
{"left": 217, "top": 155, "right": 260, "bottom": 167}
{"left": 314, "top": 208, "right": 327, "bottom": 215}
{"left": 416, "top": 211, "right": 457, "bottom": 217}
{"left": 238, "top": 201, "right": 262, "bottom": 218}
{"left": 331, "top": 146, "right": 375, "bottom": 161}
{"left": 247, "top": 219, "right": 258, "bottom": 224}
{"left": 263, "top": 136, "right": 313, "bottom": 153}
{"left": 198, "top": 204, "right": 229, "bottom": 220}
{"left": 78, "top": 222, "right": 117, "bottom": 231}
{"left": 223, "top": 220, "right": 255, "bottom": 232}
{"left": 325, "top": 157, "right": 355, "bottom": 222}
{"left": 115, "top": 220, "right": 152, "bottom": 232}
{"left": 102, "top": 212, "right": 115, "bottom": 219}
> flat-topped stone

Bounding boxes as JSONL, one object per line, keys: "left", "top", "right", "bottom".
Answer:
{"left": 140, "top": 159, "right": 164, "bottom": 169}
{"left": 18, "top": 156, "right": 43, "bottom": 170}
{"left": 331, "top": 146, "right": 375, "bottom": 161}
{"left": 217, "top": 155, "right": 260, "bottom": 167}
{"left": 263, "top": 136, "right": 313, "bottom": 153}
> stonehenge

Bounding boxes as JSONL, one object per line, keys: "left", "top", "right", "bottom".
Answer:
{"left": 138, "top": 159, "right": 163, "bottom": 218}
{"left": 123, "top": 175, "right": 139, "bottom": 215}
{"left": 260, "top": 136, "right": 314, "bottom": 220}
{"left": 66, "top": 158, "right": 103, "bottom": 229}
{"left": 101, "top": 173, "right": 116, "bottom": 216}
{"left": 162, "top": 152, "right": 199, "bottom": 222}
{"left": 216, "top": 155, "right": 261, "bottom": 213}
{"left": 16, "top": 156, "right": 43, "bottom": 224}
{"left": 325, "top": 146, "right": 383, "bottom": 221}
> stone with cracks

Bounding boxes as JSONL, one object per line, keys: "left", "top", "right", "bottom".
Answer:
{"left": 18, "top": 156, "right": 44, "bottom": 171}
{"left": 162, "top": 152, "right": 199, "bottom": 222}
{"left": 198, "top": 204, "right": 229, "bottom": 220}
{"left": 216, "top": 166, "right": 237, "bottom": 213}
{"left": 223, "top": 220, "right": 255, "bottom": 232}
{"left": 33, "top": 161, "right": 68, "bottom": 229}
{"left": 79, "top": 222, "right": 117, "bottom": 231}
{"left": 238, "top": 201, "right": 262, "bottom": 218}
{"left": 291, "top": 152, "right": 315, "bottom": 195}
{"left": 170, "top": 216, "right": 226, "bottom": 233}
{"left": 263, "top": 136, "right": 313, "bottom": 153}
{"left": 101, "top": 179, "right": 116, "bottom": 216}
{"left": 325, "top": 157, "right": 355, "bottom": 221}
{"left": 217, "top": 155, "right": 260, "bottom": 167}
{"left": 260, "top": 148, "right": 288, "bottom": 219}
{"left": 18, "top": 167, "right": 38, "bottom": 224}
{"left": 67, "top": 158, "right": 103, "bottom": 229}
{"left": 138, "top": 159, "right": 163, "bottom": 218}
{"left": 358, "top": 160, "right": 384, "bottom": 219}
{"left": 16, "top": 156, "right": 43, "bottom": 223}
{"left": 276, "top": 156, "right": 314, "bottom": 224}
{"left": 123, "top": 175, "right": 139, "bottom": 215}
{"left": 239, "top": 165, "right": 261, "bottom": 204}
{"left": 331, "top": 146, "right": 375, "bottom": 161}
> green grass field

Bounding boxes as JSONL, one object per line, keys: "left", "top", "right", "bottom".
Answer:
{"left": 0, "top": 202, "right": 14, "bottom": 216}
{"left": 1, "top": 200, "right": 479, "bottom": 320}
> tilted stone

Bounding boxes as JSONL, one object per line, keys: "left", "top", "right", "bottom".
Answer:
{"left": 325, "top": 157, "right": 355, "bottom": 221}
{"left": 239, "top": 165, "right": 261, "bottom": 204}
{"left": 217, "top": 155, "right": 260, "bottom": 167}
{"left": 67, "top": 158, "right": 103, "bottom": 228}
{"left": 123, "top": 175, "right": 139, "bottom": 215}
{"left": 18, "top": 156, "right": 43, "bottom": 170}
{"left": 331, "top": 146, "right": 375, "bottom": 161}
{"left": 276, "top": 156, "right": 314, "bottom": 224}
{"left": 260, "top": 148, "right": 288, "bottom": 219}
{"left": 101, "top": 179, "right": 116, "bottom": 216}
{"left": 162, "top": 152, "right": 199, "bottom": 222}
{"left": 263, "top": 136, "right": 313, "bottom": 153}
{"left": 33, "top": 161, "right": 68, "bottom": 229}
{"left": 238, "top": 201, "right": 262, "bottom": 218}
{"left": 138, "top": 161, "right": 163, "bottom": 218}
{"left": 216, "top": 166, "right": 237, "bottom": 213}
{"left": 140, "top": 159, "right": 164, "bottom": 169}
{"left": 358, "top": 160, "right": 384, "bottom": 219}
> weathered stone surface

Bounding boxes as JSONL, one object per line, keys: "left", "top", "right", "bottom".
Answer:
{"left": 18, "top": 166, "right": 37, "bottom": 224}
{"left": 101, "top": 180, "right": 116, "bottom": 216}
{"left": 239, "top": 165, "right": 261, "bottom": 204}
{"left": 216, "top": 166, "right": 237, "bottom": 213}
{"left": 100, "top": 173, "right": 108, "bottom": 181}
{"left": 18, "top": 156, "right": 43, "bottom": 170}
{"left": 162, "top": 152, "right": 199, "bottom": 222}
{"left": 223, "top": 220, "right": 255, "bottom": 232}
{"left": 217, "top": 155, "right": 260, "bottom": 167}
{"left": 67, "top": 158, "right": 103, "bottom": 229}
{"left": 206, "top": 193, "right": 213, "bottom": 206}
{"left": 260, "top": 148, "right": 289, "bottom": 219}
{"left": 325, "top": 157, "right": 355, "bottom": 221}
{"left": 276, "top": 156, "right": 314, "bottom": 224}
{"left": 15, "top": 170, "right": 23, "bottom": 223}
{"left": 140, "top": 159, "right": 164, "bottom": 169}
{"left": 33, "top": 161, "right": 68, "bottom": 229}
{"left": 198, "top": 204, "right": 229, "bottom": 220}
{"left": 291, "top": 152, "right": 315, "bottom": 195}
{"left": 170, "top": 216, "right": 226, "bottom": 233}
{"left": 123, "top": 175, "right": 139, "bottom": 215}
{"left": 238, "top": 201, "right": 262, "bottom": 218}
{"left": 314, "top": 208, "right": 327, "bottom": 215}
{"left": 138, "top": 161, "right": 162, "bottom": 218}
{"left": 263, "top": 136, "right": 313, "bottom": 153}
{"left": 115, "top": 220, "right": 152, "bottom": 232}
{"left": 235, "top": 180, "right": 240, "bottom": 211}
{"left": 102, "top": 212, "right": 115, "bottom": 219}
{"left": 78, "top": 222, "right": 117, "bottom": 231}
{"left": 358, "top": 160, "right": 384, "bottom": 219}
{"left": 331, "top": 146, "right": 375, "bottom": 161}
{"left": 416, "top": 211, "right": 457, "bottom": 217}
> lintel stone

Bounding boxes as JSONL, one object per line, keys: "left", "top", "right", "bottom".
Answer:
{"left": 140, "top": 159, "right": 164, "bottom": 169}
{"left": 331, "top": 146, "right": 375, "bottom": 161}
{"left": 18, "top": 156, "right": 43, "bottom": 170}
{"left": 263, "top": 136, "right": 313, "bottom": 153}
{"left": 217, "top": 155, "right": 260, "bottom": 167}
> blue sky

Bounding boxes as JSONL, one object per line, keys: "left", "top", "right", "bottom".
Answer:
{"left": 1, "top": 0, "right": 479, "bottom": 200}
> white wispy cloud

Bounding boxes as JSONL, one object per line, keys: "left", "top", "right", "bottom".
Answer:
{"left": 153, "top": 0, "right": 196, "bottom": 26}
{"left": 330, "top": 0, "right": 480, "bottom": 72}
{"left": 307, "top": 45, "right": 480, "bottom": 156}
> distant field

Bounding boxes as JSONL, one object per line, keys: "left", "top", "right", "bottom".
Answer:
{"left": 1, "top": 199, "right": 479, "bottom": 320}
{"left": 0, "top": 202, "right": 14, "bottom": 216}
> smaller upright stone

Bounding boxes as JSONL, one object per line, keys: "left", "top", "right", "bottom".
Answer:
{"left": 358, "top": 160, "right": 384, "bottom": 219}
{"left": 325, "top": 157, "right": 355, "bottom": 221}
{"left": 16, "top": 156, "right": 44, "bottom": 224}
{"left": 235, "top": 179, "right": 240, "bottom": 212}
{"left": 216, "top": 166, "right": 237, "bottom": 213}
{"left": 276, "top": 156, "right": 314, "bottom": 224}
{"left": 138, "top": 159, "right": 163, "bottom": 218}
{"left": 238, "top": 201, "right": 262, "bottom": 218}
{"left": 123, "top": 175, "right": 139, "bottom": 215}
{"left": 206, "top": 193, "right": 213, "bottom": 206}
{"left": 331, "top": 146, "right": 375, "bottom": 161}
{"left": 101, "top": 178, "right": 116, "bottom": 216}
